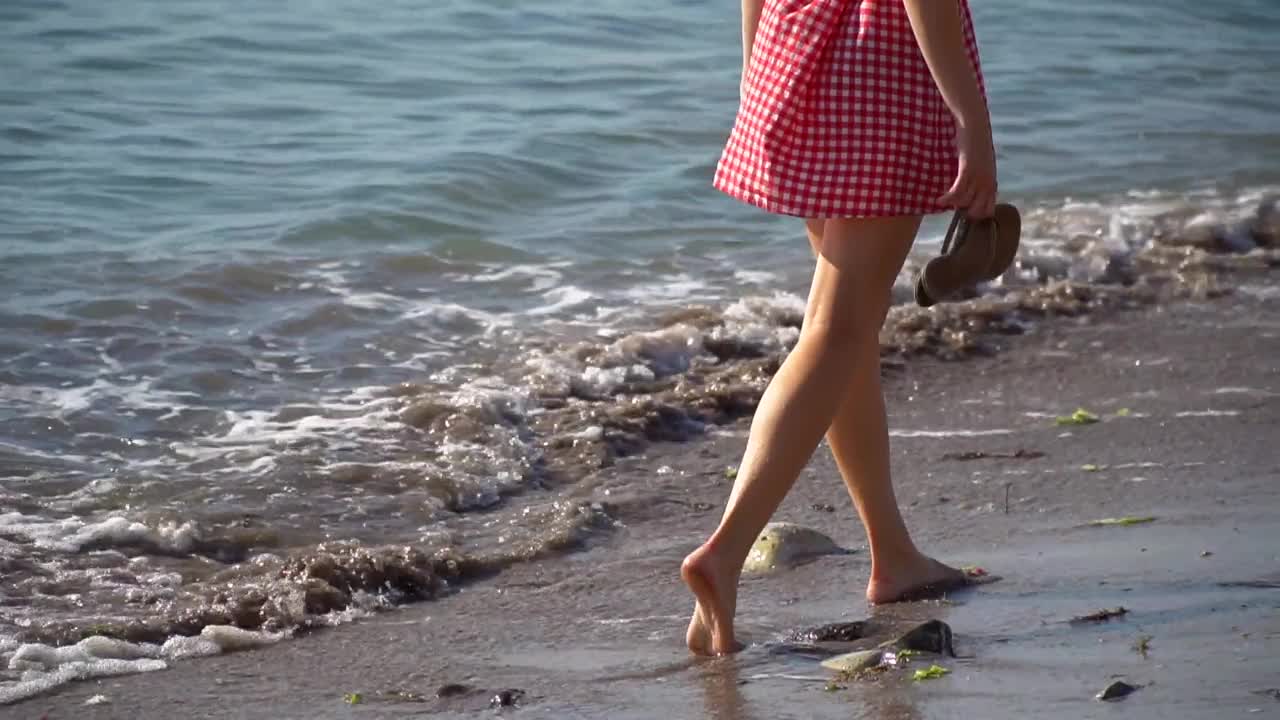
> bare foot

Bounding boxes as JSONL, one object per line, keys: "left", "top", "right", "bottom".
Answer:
{"left": 866, "top": 553, "right": 967, "bottom": 604}
{"left": 681, "top": 544, "right": 743, "bottom": 655}
{"left": 685, "top": 601, "right": 712, "bottom": 655}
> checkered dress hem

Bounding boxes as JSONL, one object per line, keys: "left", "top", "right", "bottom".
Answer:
{"left": 713, "top": 0, "right": 985, "bottom": 220}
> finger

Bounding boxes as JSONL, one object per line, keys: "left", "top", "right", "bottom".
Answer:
{"left": 937, "top": 173, "right": 967, "bottom": 206}
{"left": 940, "top": 175, "right": 976, "bottom": 208}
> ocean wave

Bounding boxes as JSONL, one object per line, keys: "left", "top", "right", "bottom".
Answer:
{"left": 0, "top": 499, "right": 619, "bottom": 704}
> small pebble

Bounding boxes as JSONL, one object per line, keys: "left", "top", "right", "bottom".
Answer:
{"left": 490, "top": 689, "right": 526, "bottom": 708}
{"left": 84, "top": 694, "right": 110, "bottom": 706}
{"left": 1201, "top": 550, "right": 1214, "bottom": 557}
{"left": 1250, "top": 688, "right": 1278, "bottom": 701}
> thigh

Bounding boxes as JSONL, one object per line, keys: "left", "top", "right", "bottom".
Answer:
{"left": 803, "top": 215, "right": 921, "bottom": 334}
{"left": 804, "top": 218, "right": 825, "bottom": 256}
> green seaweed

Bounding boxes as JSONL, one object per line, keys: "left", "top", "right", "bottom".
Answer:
{"left": 1069, "top": 606, "right": 1128, "bottom": 624}
{"left": 1056, "top": 408, "right": 1100, "bottom": 426}
{"left": 725, "top": 466, "right": 738, "bottom": 480}
{"left": 1133, "top": 635, "right": 1153, "bottom": 659}
{"left": 1081, "top": 463, "right": 1106, "bottom": 472}
{"left": 1115, "top": 408, "right": 1133, "bottom": 417}
{"left": 343, "top": 693, "right": 363, "bottom": 705}
{"left": 1089, "top": 516, "right": 1156, "bottom": 527}
{"left": 912, "top": 664, "right": 950, "bottom": 681}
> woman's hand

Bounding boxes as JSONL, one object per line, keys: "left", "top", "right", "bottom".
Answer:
{"left": 940, "top": 115, "right": 997, "bottom": 219}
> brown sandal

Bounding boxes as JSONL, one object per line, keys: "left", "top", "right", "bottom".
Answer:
{"left": 914, "top": 203, "right": 1022, "bottom": 307}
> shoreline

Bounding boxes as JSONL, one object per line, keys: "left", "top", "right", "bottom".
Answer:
{"left": 2, "top": 192, "right": 1276, "bottom": 660}
{"left": 10, "top": 286, "right": 1279, "bottom": 719}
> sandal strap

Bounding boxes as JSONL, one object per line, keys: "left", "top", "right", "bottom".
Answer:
{"left": 942, "top": 210, "right": 1003, "bottom": 262}
{"left": 941, "top": 210, "right": 966, "bottom": 256}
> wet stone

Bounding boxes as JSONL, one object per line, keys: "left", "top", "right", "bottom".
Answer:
{"left": 786, "top": 620, "right": 869, "bottom": 644}
{"left": 887, "top": 620, "right": 956, "bottom": 657}
{"left": 821, "top": 649, "right": 884, "bottom": 674}
{"left": 819, "top": 620, "right": 957, "bottom": 675}
{"left": 435, "top": 683, "right": 471, "bottom": 699}
{"left": 1097, "top": 680, "right": 1139, "bottom": 701}
{"left": 743, "top": 522, "right": 849, "bottom": 574}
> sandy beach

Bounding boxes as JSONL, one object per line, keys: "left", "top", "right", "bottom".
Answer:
{"left": 8, "top": 286, "right": 1277, "bottom": 720}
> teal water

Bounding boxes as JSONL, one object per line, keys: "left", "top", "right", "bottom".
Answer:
{"left": 3, "top": 0, "right": 1278, "bottom": 257}
{"left": 1, "top": 0, "right": 1278, "bottom": 698}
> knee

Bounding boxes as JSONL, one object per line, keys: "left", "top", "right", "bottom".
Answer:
{"left": 798, "top": 317, "right": 876, "bottom": 360}
{"left": 802, "top": 294, "right": 890, "bottom": 348}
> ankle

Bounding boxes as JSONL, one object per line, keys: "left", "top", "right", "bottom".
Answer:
{"left": 868, "top": 542, "right": 925, "bottom": 573}
{"left": 695, "top": 534, "right": 747, "bottom": 581}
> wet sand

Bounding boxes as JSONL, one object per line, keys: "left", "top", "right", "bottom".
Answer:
{"left": 11, "top": 291, "right": 1280, "bottom": 720}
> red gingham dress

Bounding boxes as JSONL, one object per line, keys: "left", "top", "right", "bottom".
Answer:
{"left": 713, "top": 0, "right": 986, "bottom": 218}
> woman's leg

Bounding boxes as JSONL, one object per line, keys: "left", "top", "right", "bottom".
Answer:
{"left": 683, "top": 214, "right": 920, "bottom": 655}
{"left": 803, "top": 221, "right": 964, "bottom": 604}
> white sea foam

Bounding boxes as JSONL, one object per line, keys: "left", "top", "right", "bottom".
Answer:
{"left": 714, "top": 293, "right": 805, "bottom": 352}
{"left": 618, "top": 275, "right": 709, "bottom": 303}
{"left": 9, "top": 637, "right": 162, "bottom": 671}
{"left": 162, "top": 387, "right": 407, "bottom": 474}
{"left": 523, "top": 285, "right": 595, "bottom": 317}
{"left": 0, "top": 626, "right": 286, "bottom": 705}
{"left": 522, "top": 291, "right": 807, "bottom": 399}
{"left": 1211, "top": 386, "right": 1274, "bottom": 396}
{"left": 0, "top": 512, "right": 198, "bottom": 555}
{"left": 0, "top": 378, "right": 197, "bottom": 418}
{"left": 311, "top": 264, "right": 518, "bottom": 331}
{"left": 402, "top": 300, "right": 512, "bottom": 332}
{"left": 606, "top": 323, "right": 705, "bottom": 376}
{"left": 463, "top": 263, "right": 566, "bottom": 293}
{"left": 0, "top": 658, "right": 168, "bottom": 705}
{"left": 571, "top": 426, "right": 604, "bottom": 441}
{"left": 595, "top": 614, "right": 683, "bottom": 626}
{"left": 0, "top": 440, "right": 94, "bottom": 472}
{"left": 890, "top": 428, "right": 1014, "bottom": 438}
{"left": 1175, "top": 409, "right": 1241, "bottom": 417}
{"left": 733, "top": 269, "right": 779, "bottom": 285}
{"left": 1238, "top": 284, "right": 1280, "bottom": 301}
